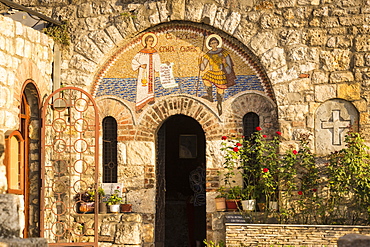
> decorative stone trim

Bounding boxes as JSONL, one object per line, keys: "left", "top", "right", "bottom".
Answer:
{"left": 226, "top": 223, "right": 370, "bottom": 247}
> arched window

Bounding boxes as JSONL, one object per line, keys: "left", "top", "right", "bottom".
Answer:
{"left": 243, "top": 112, "right": 260, "bottom": 139}
{"left": 5, "top": 130, "right": 24, "bottom": 194}
{"left": 103, "top": 117, "right": 118, "bottom": 183}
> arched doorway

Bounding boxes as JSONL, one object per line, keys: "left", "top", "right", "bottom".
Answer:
{"left": 22, "top": 82, "right": 41, "bottom": 237}
{"left": 156, "top": 114, "right": 206, "bottom": 247}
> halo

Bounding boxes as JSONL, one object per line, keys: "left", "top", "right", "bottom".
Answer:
{"left": 141, "top": 32, "right": 158, "bottom": 47}
{"left": 205, "top": 34, "right": 223, "bottom": 50}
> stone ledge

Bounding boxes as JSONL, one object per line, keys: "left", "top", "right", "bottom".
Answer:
{"left": 0, "top": 238, "right": 48, "bottom": 247}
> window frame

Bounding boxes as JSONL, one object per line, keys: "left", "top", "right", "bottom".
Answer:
{"left": 243, "top": 112, "right": 260, "bottom": 139}
{"left": 102, "top": 116, "right": 118, "bottom": 183}
{"left": 4, "top": 130, "right": 25, "bottom": 194}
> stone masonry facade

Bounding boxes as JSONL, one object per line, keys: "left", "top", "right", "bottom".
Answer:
{"left": 0, "top": 0, "right": 370, "bottom": 246}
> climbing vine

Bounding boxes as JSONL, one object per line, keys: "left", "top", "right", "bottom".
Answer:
{"left": 42, "top": 22, "right": 70, "bottom": 49}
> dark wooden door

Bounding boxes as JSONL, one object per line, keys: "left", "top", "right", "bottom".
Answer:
{"left": 156, "top": 114, "right": 206, "bottom": 247}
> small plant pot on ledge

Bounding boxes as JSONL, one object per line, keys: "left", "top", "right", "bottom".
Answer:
{"left": 241, "top": 199, "right": 256, "bottom": 211}
{"left": 79, "top": 202, "right": 95, "bottom": 214}
{"left": 109, "top": 204, "right": 120, "bottom": 213}
{"left": 226, "top": 199, "right": 240, "bottom": 212}
{"left": 120, "top": 204, "right": 132, "bottom": 212}
{"left": 99, "top": 202, "right": 107, "bottom": 214}
{"left": 215, "top": 197, "right": 226, "bottom": 212}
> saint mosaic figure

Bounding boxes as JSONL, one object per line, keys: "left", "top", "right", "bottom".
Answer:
{"left": 132, "top": 33, "right": 161, "bottom": 112}
{"left": 199, "top": 34, "right": 236, "bottom": 115}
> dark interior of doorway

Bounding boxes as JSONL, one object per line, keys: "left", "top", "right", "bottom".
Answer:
{"left": 163, "top": 115, "right": 206, "bottom": 247}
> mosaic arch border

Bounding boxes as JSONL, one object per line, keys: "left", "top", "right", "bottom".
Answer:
{"left": 91, "top": 21, "right": 276, "bottom": 107}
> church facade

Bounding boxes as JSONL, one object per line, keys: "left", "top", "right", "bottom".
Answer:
{"left": 0, "top": 0, "right": 369, "bottom": 246}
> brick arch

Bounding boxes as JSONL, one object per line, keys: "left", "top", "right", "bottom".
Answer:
{"left": 15, "top": 59, "right": 50, "bottom": 104}
{"left": 136, "top": 95, "right": 223, "bottom": 141}
{"left": 95, "top": 96, "right": 136, "bottom": 141}
{"left": 230, "top": 92, "right": 279, "bottom": 137}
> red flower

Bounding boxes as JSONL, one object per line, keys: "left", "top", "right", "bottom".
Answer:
{"left": 298, "top": 191, "right": 303, "bottom": 195}
{"left": 236, "top": 142, "right": 242, "bottom": 146}
{"left": 263, "top": 168, "right": 269, "bottom": 173}
{"left": 117, "top": 186, "right": 120, "bottom": 189}
{"left": 256, "top": 126, "right": 262, "bottom": 131}
{"left": 263, "top": 135, "right": 267, "bottom": 138}
{"left": 233, "top": 147, "right": 239, "bottom": 152}
{"left": 293, "top": 150, "right": 298, "bottom": 155}
{"left": 312, "top": 188, "right": 317, "bottom": 192}
{"left": 222, "top": 136, "right": 227, "bottom": 140}
{"left": 276, "top": 131, "right": 281, "bottom": 135}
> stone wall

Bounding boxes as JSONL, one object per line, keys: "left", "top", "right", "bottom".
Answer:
{"left": 226, "top": 223, "right": 370, "bottom": 247}
{"left": 13, "top": 0, "right": 370, "bottom": 145}
{"left": 1, "top": 0, "right": 370, "bottom": 245}
{"left": 0, "top": 13, "right": 54, "bottom": 238}
{"left": 0, "top": 14, "right": 54, "bottom": 193}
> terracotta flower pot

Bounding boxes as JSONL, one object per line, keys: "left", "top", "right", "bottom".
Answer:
{"left": 257, "top": 202, "right": 266, "bottom": 212}
{"left": 215, "top": 197, "right": 226, "bottom": 212}
{"left": 226, "top": 199, "right": 240, "bottom": 212}
{"left": 120, "top": 204, "right": 132, "bottom": 212}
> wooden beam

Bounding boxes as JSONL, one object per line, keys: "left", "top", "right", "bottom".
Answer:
{"left": 0, "top": 0, "right": 62, "bottom": 25}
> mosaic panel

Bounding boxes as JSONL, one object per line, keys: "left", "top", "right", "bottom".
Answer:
{"left": 93, "top": 23, "right": 272, "bottom": 115}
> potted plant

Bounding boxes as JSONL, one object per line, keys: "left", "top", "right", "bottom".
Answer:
{"left": 106, "top": 186, "right": 123, "bottom": 213}
{"left": 97, "top": 187, "right": 107, "bottom": 214}
{"left": 74, "top": 189, "right": 95, "bottom": 214}
{"left": 241, "top": 185, "right": 256, "bottom": 211}
{"left": 225, "top": 186, "right": 242, "bottom": 212}
{"left": 215, "top": 186, "right": 227, "bottom": 212}
{"left": 120, "top": 187, "right": 132, "bottom": 212}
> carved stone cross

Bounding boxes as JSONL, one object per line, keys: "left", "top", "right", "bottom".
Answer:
{"left": 321, "top": 110, "right": 350, "bottom": 145}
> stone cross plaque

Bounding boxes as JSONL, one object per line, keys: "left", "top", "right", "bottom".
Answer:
{"left": 315, "top": 99, "right": 358, "bottom": 155}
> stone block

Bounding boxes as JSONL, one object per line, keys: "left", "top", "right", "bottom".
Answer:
{"left": 126, "top": 141, "right": 154, "bottom": 165}
{"left": 338, "top": 233, "right": 370, "bottom": 247}
{"left": 129, "top": 189, "right": 155, "bottom": 213}
{"left": 169, "top": 0, "right": 185, "bottom": 20}
{"left": 121, "top": 213, "right": 142, "bottom": 223}
{"left": 277, "top": 0, "right": 297, "bottom": 8}
{"left": 0, "top": 194, "right": 22, "bottom": 238}
{"left": 223, "top": 12, "right": 241, "bottom": 35}
{"left": 115, "top": 222, "right": 141, "bottom": 245}
{"left": 307, "top": 29, "right": 327, "bottom": 46}
{"left": 184, "top": 0, "right": 203, "bottom": 22}
{"left": 214, "top": 7, "right": 228, "bottom": 30}
{"left": 250, "top": 32, "right": 277, "bottom": 56}
{"left": 338, "top": 83, "right": 361, "bottom": 101}
{"left": 330, "top": 71, "right": 354, "bottom": 83}
{"left": 0, "top": 238, "right": 47, "bottom": 247}
{"left": 314, "top": 84, "right": 336, "bottom": 102}
{"left": 211, "top": 212, "right": 225, "bottom": 231}
{"left": 261, "top": 47, "right": 286, "bottom": 72}
{"left": 355, "top": 35, "right": 370, "bottom": 52}
{"left": 320, "top": 49, "right": 351, "bottom": 71}
{"left": 142, "top": 223, "right": 154, "bottom": 243}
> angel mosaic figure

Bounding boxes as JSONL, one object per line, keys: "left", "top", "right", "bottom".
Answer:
{"left": 199, "top": 34, "right": 236, "bottom": 115}
{"left": 132, "top": 33, "right": 161, "bottom": 112}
